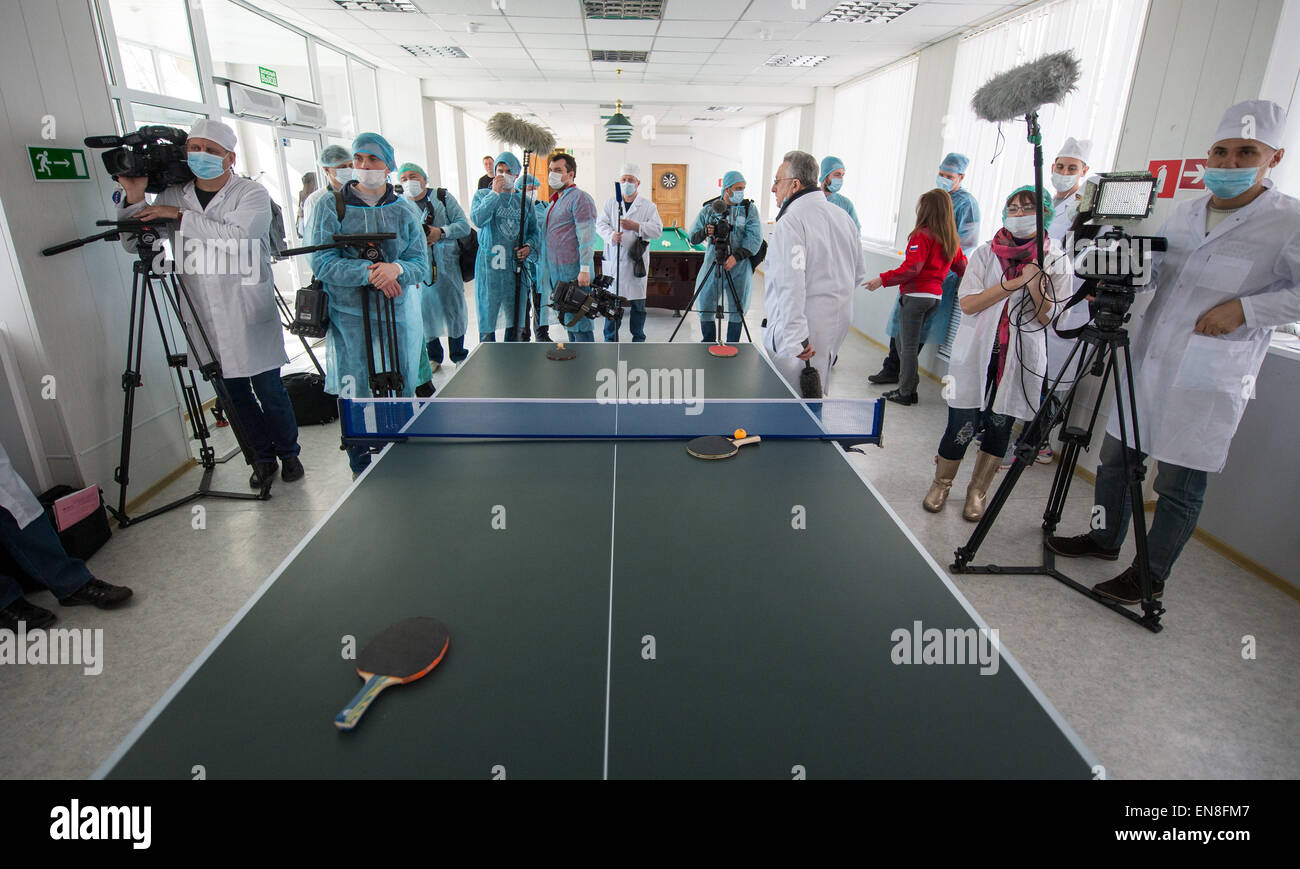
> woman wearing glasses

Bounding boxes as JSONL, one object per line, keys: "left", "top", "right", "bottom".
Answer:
{"left": 923, "top": 184, "right": 1071, "bottom": 520}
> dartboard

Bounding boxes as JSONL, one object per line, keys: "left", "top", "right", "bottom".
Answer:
{"left": 660, "top": 171, "right": 678, "bottom": 189}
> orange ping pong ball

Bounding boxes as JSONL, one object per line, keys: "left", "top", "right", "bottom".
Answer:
{"left": 734, "top": 428, "right": 747, "bottom": 440}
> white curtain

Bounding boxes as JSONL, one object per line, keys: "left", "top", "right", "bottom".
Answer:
{"left": 740, "top": 120, "right": 766, "bottom": 209}
{"left": 943, "top": 0, "right": 1149, "bottom": 244}
{"left": 434, "top": 101, "right": 461, "bottom": 204}
{"left": 829, "top": 57, "right": 919, "bottom": 244}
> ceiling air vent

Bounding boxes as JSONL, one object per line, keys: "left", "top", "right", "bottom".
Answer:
{"left": 764, "top": 55, "right": 828, "bottom": 68}
{"left": 591, "top": 50, "right": 649, "bottom": 63}
{"left": 401, "top": 45, "right": 470, "bottom": 59}
{"left": 583, "top": 0, "right": 664, "bottom": 20}
{"left": 332, "top": 0, "right": 419, "bottom": 12}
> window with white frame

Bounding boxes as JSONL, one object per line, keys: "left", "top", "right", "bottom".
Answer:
{"left": 463, "top": 112, "right": 499, "bottom": 188}
{"left": 829, "top": 57, "right": 918, "bottom": 244}
{"left": 740, "top": 120, "right": 766, "bottom": 215}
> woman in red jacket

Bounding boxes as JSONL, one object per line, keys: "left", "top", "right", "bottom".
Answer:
{"left": 865, "top": 189, "right": 967, "bottom": 405}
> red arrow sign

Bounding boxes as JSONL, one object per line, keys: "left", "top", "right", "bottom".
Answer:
{"left": 1180, "top": 158, "right": 1207, "bottom": 190}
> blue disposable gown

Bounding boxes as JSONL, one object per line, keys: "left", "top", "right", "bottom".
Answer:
{"left": 470, "top": 187, "right": 541, "bottom": 334}
{"left": 409, "top": 189, "right": 470, "bottom": 338}
{"left": 307, "top": 184, "right": 431, "bottom": 397}
{"left": 523, "top": 197, "right": 555, "bottom": 327}
{"left": 826, "top": 191, "right": 861, "bottom": 231}
{"left": 689, "top": 199, "right": 763, "bottom": 321}
{"left": 538, "top": 186, "right": 599, "bottom": 335}
{"left": 887, "top": 186, "right": 981, "bottom": 345}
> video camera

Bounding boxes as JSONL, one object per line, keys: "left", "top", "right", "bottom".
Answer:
{"left": 85, "top": 125, "right": 193, "bottom": 194}
{"left": 705, "top": 197, "right": 732, "bottom": 250}
{"left": 550, "top": 273, "right": 625, "bottom": 324}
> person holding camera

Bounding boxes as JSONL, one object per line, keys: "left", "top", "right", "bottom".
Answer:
{"left": 469, "top": 152, "right": 540, "bottom": 342}
{"left": 689, "top": 170, "right": 763, "bottom": 344}
{"left": 1047, "top": 100, "right": 1300, "bottom": 605}
{"left": 117, "top": 118, "right": 303, "bottom": 488}
{"left": 398, "top": 162, "right": 470, "bottom": 368}
{"left": 923, "top": 184, "right": 1070, "bottom": 520}
{"left": 307, "top": 132, "right": 430, "bottom": 476}
{"left": 764, "top": 151, "right": 865, "bottom": 394}
{"left": 538, "top": 152, "right": 600, "bottom": 343}
{"left": 596, "top": 163, "right": 663, "bottom": 342}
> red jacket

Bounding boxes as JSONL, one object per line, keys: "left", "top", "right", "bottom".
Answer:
{"left": 879, "top": 228, "right": 967, "bottom": 296}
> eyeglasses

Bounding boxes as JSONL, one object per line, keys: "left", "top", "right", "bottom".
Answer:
{"left": 773, "top": 176, "right": 796, "bottom": 186}
{"left": 1005, "top": 205, "right": 1035, "bottom": 215}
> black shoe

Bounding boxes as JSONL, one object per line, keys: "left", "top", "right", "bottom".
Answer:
{"left": 1093, "top": 567, "right": 1164, "bottom": 605}
{"left": 883, "top": 388, "right": 917, "bottom": 406}
{"left": 536, "top": 328, "right": 551, "bottom": 343}
{"left": 250, "top": 461, "right": 277, "bottom": 488}
{"left": 280, "top": 456, "right": 305, "bottom": 482}
{"left": 1046, "top": 533, "right": 1120, "bottom": 561}
{"left": 868, "top": 370, "right": 899, "bottom": 385}
{"left": 414, "top": 381, "right": 435, "bottom": 398}
{"left": 59, "top": 578, "right": 133, "bottom": 609}
{"left": 1, "top": 597, "right": 57, "bottom": 631}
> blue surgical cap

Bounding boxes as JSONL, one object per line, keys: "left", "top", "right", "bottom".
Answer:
{"left": 940, "top": 152, "right": 970, "bottom": 174}
{"left": 320, "top": 144, "right": 351, "bottom": 167}
{"left": 820, "top": 156, "right": 845, "bottom": 184}
{"left": 352, "top": 132, "right": 396, "bottom": 171}
{"left": 495, "top": 151, "right": 522, "bottom": 176}
{"left": 515, "top": 173, "right": 539, "bottom": 190}
{"left": 397, "top": 162, "right": 426, "bottom": 179}
{"left": 722, "top": 170, "right": 745, "bottom": 190}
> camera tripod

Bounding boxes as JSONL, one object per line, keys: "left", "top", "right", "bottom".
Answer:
{"left": 42, "top": 219, "right": 269, "bottom": 527}
{"left": 949, "top": 287, "right": 1165, "bottom": 632}
{"left": 668, "top": 228, "right": 752, "bottom": 353}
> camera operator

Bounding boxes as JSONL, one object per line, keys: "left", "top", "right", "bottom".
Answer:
{"left": 1048, "top": 100, "right": 1300, "bottom": 605}
{"left": 689, "top": 170, "right": 763, "bottom": 344}
{"left": 596, "top": 163, "right": 663, "bottom": 342}
{"left": 539, "top": 152, "right": 599, "bottom": 343}
{"left": 763, "top": 151, "right": 865, "bottom": 394}
{"left": 117, "top": 118, "right": 303, "bottom": 488}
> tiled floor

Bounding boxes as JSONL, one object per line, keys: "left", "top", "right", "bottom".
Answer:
{"left": 3, "top": 280, "right": 1297, "bottom": 779}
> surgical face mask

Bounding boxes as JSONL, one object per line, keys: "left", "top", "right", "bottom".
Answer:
{"left": 826, "top": 177, "right": 843, "bottom": 194}
{"left": 187, "top": 151, "right": 226, "bottom": 180}
{"left": 1003, "top": 214, "right": 1038, "bottom": 238}
{"left": 620, "top": 181, "right": 636, "bottom": 198}
{"left": 1203, "top": 166, "right": 1260, "bottom": 199}
{"left": 729, "top": 190, "right": 745, "bottom": 205}
{"left": 402, "top": 179, "right": 424, "bottom": 198}
{"left": 333, "top": 166, "right": 354, "bottom": 184}
{"left": 548, "top": 171, "right": 565, "bottom": 188}
{"left": 935, "top": 174, "right": 954, "bottom": 192}
{"left": 499, "top": 172, "right": 517, "bottom": 187}
{"left": 1050, "top": 172, "right": 1079, "bottom": 194}
{"left": 353, "top": 167, "right": 388, "bottom": 188}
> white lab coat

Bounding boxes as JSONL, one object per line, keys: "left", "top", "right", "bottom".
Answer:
{"left": 0, "top": 440, "right": 43, "bottom": 530}
{"left": 594, "top": 194, "right": 663, "bottom": 302}
{"left": 761, "top": 190, "right": 865, "bottom": 392}
{"left": 1106, "top": 181, "right": 1300, "bottom": 472}
{"left": 118, "top": 176, "right": 287, "bottom": 378}
{"left": 1045, "top": 190, "right": 1093, "bottom": 387}
{"left": 947, "top": 241, "right": 1073, "bottom": 420}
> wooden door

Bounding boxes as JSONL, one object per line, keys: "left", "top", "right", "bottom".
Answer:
{"left": 651, "top": 163, "right": 688, "bottom": 229}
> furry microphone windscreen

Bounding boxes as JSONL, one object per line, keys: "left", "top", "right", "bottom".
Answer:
{"left": 972, "top": 51, "right": 1081, "bottom": 123}
{"left": 486, "top": 112, "right": 557, "bottom": 156}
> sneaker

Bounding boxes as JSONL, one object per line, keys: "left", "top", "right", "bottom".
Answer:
{"left": 1046, "top": 533, "right": 1120, "bottom": 561}
{"left": 867, "top": 370, "right": 899, "bottom": 385}
{"left": 249, "top": 461, "right": 277, "bottom": 488}
{"left": 0, "top": 597, "right": 57, "bottom": 631}
{"left": 280, "top": 456, "right": 305, "bottom": 482}
{"left": 59, "top": 578, "right": 133, "bottom": 609}
{"left": 1036, "top": 446, "right": 1054, "bottom": 464}
{"left": 1093, "top": 567, "right": 1164, "bottom": 605}
{"left": 882, "top": 388, "right": 917, "bottom": 406}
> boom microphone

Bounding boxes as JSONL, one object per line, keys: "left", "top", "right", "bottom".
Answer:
{"left": 971, "top": 50, "right": 1080, "bottom": 123}
{"left": 486, "top": 112, "right": 557, "bottom": 156}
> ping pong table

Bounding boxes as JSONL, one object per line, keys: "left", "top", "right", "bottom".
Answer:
{"left": 98, "top": 342, "right": 1095, "bottom": 779}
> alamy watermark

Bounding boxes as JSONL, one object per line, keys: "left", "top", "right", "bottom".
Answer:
{"left": 0, "top": 623, "right": 104, "bottom": 675}
{"left": 595, "top": 362, "right": 705, "bottom": 416}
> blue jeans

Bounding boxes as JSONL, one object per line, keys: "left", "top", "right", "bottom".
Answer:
{"left": 479, "top": 329, "right": 523, "bottom": 343}
{"left": 1088, "top": 434, "right": 1208, "bottom": 583}
{"left": 221, "top": 369, "right": 300, "bottom": 463}
{"left": 0, "top": 508, "right": 93, "bottom": 607}
{"left": 700, "top": 319, "right": 743, "bottom": 344}
{"left": 938, "top": 405, "right": 1015, "bottom": 461}
{"left": 566, "top": 328, "right": 595, "bottom": 342}
{"left": 428, "top": 335, "right": 467, "bottom": 364}
{"left": 604, "top": 299, "right": 647, "bottom": 342}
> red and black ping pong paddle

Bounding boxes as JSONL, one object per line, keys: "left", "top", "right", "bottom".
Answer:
{"left": 686, "top": 431, "right": 761, "bottom": 460}
{"left": 334, "top": 616, "right": 449, "bottom": 731}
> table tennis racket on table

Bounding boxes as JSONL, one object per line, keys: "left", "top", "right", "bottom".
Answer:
{"left": 686, "top": 431, "right": 761, "bottom": 460}
{"left": 334, "top": 616, "right": 450, "bottom": 731}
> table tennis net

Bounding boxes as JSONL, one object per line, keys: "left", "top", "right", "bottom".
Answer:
{"left": 337, "top": 397, "right": 884, "bottom": 445}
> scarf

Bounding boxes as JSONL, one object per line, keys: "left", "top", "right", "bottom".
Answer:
{"left": 987, "top": 228, "right": 1039, "bottom": 386}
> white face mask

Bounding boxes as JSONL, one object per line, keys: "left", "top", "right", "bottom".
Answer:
{"left": 402, "top": 179, "right": 424, "bottom": 198}
{"left": 333, "top": 167, "right": 354, "bottom": 184}
{"left": 1050, "top": 172, "right": 1078, "bottom": 194}
{"left": 1004, "top": 214, "right": 1038, "bottom": 237}
{"left": 353, "top": 167, "right": 388, "bottom": 188}
{"left": 548, "top": 171, "right": 565, "bottom": 189}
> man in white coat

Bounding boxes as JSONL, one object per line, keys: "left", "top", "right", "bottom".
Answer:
{"left": 118, "top": 119, "right": 302, "bottom": 489}
{"left": 763, "top": 150, "right": 865, "bottom": 393}
{"left": 596, "top": 163, "right": 663, "bottom": 341}
{"left": 1048, "top": 100, "right": 1300, "bottom": 605}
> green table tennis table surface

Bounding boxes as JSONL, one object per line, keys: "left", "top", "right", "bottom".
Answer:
{"left": 99, "top": 343, "right": 1094, "bottom": 779}
{"left": 593, "top": 225, "right": 703, "bottom": 254}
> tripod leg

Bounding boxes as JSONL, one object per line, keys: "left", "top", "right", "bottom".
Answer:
{"left": 112, "top": 269, "right": 150, "bottom": 522}
{"left": 1112, "top": 339, "right": 1159, "bottom": 617}
{"left": 668, "top": 260, "right": 715, "bottom": 342}
{"left": 721, "top": 266, "right": 752, "bottom": 344}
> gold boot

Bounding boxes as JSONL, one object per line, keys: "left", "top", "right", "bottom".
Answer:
{"left": 923, "top": 456, "right": 962, "bottom": 513}
{"left": 962, "top": 451, "right": 1002, "bottom": 521}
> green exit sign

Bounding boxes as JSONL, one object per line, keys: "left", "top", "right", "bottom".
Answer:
{"left": 27, "top": 145, "right": 90, "bottom": 181}
{"left": 259, "top": 66, "right": 278, "bottom": 87}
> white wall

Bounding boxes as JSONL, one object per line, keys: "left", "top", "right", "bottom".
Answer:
{"left": 593, "top": 126, "right": 745, "bottom": 224}
{"left": 0, "top": 0, "right": 189, "bottom": 494}
{"left": 376, "top": 67, "right": 428, "bottom": 176}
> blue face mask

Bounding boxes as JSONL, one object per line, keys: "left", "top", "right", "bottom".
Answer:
{"left": 935, "top": 175, "right": 954, "bottom": 192}
{"left": 826, "top": 177, "right": 843, "bottom": 194}
{"left": 729, "top": 190, "right": 744, "bottom": 205}
{"left": 1202, "top": 166, "right": 1259, "bottom": 199}
{"left": 620, "top": 181, "right": 636, "bottom": 198}
{"left": 187, "top": 151, "right": 226, "bottom": 180}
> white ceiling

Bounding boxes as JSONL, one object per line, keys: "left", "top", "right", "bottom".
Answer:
{"left": 249, "top": 0, "right": 1036, "bottom": 139}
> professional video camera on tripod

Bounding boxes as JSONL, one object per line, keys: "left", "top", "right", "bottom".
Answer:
{"left": 668, "top": 196, "right": 754, "bottom": 357}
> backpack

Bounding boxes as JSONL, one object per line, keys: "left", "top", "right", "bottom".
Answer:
{"left": 739, "top": 200, "right": 768, "bottom": 269}
{"left": 281, "top": 372, "right": 338, "bottom": 425}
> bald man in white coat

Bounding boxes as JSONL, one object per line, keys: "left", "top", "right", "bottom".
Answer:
{"left": 763, "top": 150, "right": 866, "bottom": 393}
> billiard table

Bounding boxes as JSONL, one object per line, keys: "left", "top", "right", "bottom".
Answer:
{"left": 593, "top": 225, "right": 705, "bottom": 313}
